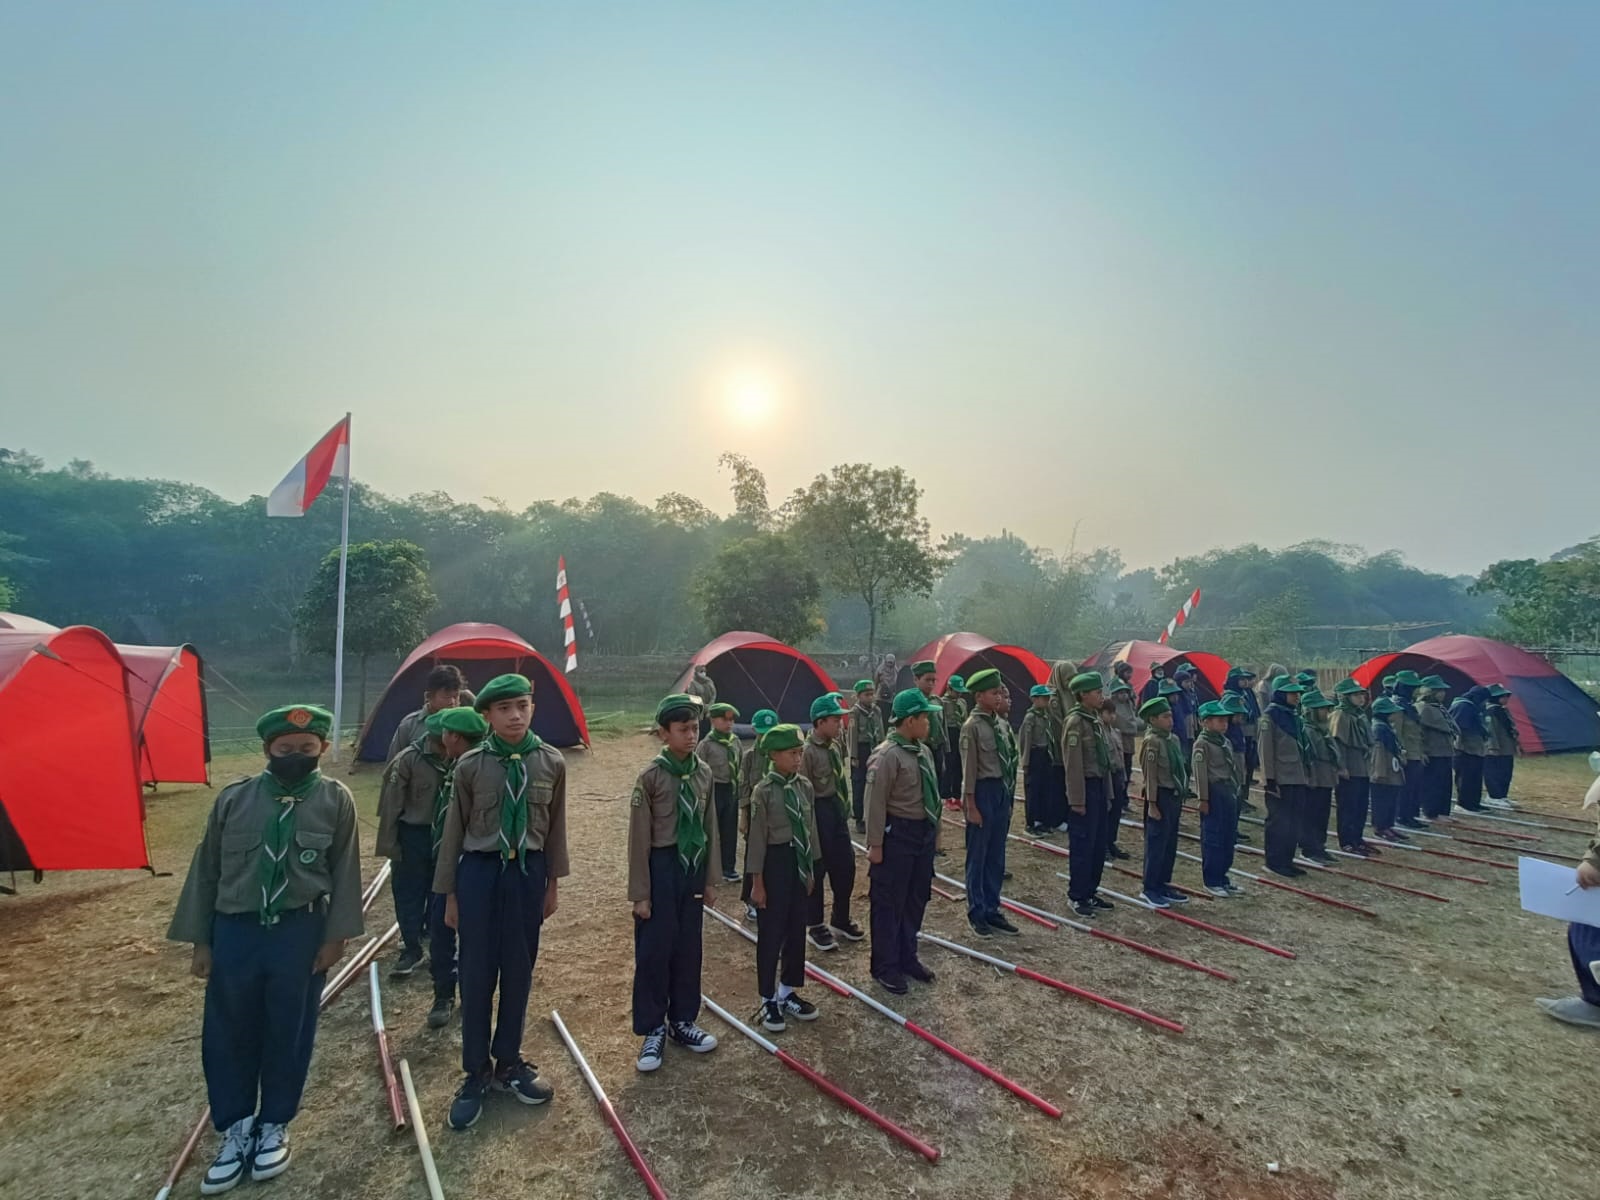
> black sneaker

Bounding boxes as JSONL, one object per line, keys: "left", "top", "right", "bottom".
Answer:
{"left": 201, "top": 1116, "right": 254, "bottom": 1195}
{"left": 806, "top": 925, "right": 837, "bottom": 952}
{"left": 968, "top": 916, "right": 995, "bottom": 937}
{"left": 1163, "top": 889, "right": 1190, "bottom": 906}
{"left": 668, "top": 1020, "right": 719, "bottom": 1052}
{"left": 391, "top": 947, "right": 423, "bottom": 977}
{"left": 494, "top": 1058, "right": 554, "bottom": 1106}
{"left": 1002, "top": 871, "right": 1013, "bottom": 881}
{"left": 1107, "top": 845, "right": 1132, "bottom": 860}
{"left": 759, "top": 999, "right": 787, "bottom": 1032}
{"left": 987, "top": 913, "right": 1021, "bottom": 936}
{"left": 905, "top": 959, "right": 937, "bottom": 984}
{"left": 873, "top": 971, "right": 909, "bottom": 995}
{"left": 1235, "top": 832, "right": 1252, "bottom": 843}
{"left": 636, "top": 1027, "right": 666, "bottom": 1073}
{"left": 1306, "top": 851, "right": 1336, "bottom": 866}
{"left": 854, "top": 819, "right": 865, "bottom": 834}
{"left": 447, "top": 1071, "right": 491, "bottom": 1130}
{"left": 781, "top": 994, "right": 819, "bottom": 1022}
{"left": 1398, "top": 818, "right": 1425, "bottom": 830}
{"left": 1072, "top": 900, "right": 1097, "bottom": 918}
{"left": 1090, "top": 896, "right": 1114, "bottom": 911}
{"left": 249, "top": 1121, "right": 291, "bottom": 1183}
{"left": 1268, "top": 864, "right": 1306, "bottom": 878}
{"left": 744, "top": 903, "right": 758, "bottom": 922}
{"left": 830, "top": 920, "right": 865, "bottom": 942}
{"left": 427, "top": 996, "right": 454, "bottom": 1029}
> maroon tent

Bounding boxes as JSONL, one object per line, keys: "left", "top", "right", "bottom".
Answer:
{"left": 674, "top": 632, "right": 836, "bottom": 732}
{"left": 898, "top": 633, "right": 1050, "bottom": 729}
{"left": 1086, "top": 640, "right": 1232, "bottom": 701}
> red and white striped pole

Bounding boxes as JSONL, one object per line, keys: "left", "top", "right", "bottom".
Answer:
{"left": 1193, "top": 813, "right": 1490, "bottom": 882}
{"left": 552, "top": 1009, "right": 669, "bottom": 1200}
{"left": 557, "top": 555, "right": 577, "bottom": 674}
{"left": 853, "top": 838, "right": 1056, "bottom": 928}
{"left": 1326, "top": 845, "right": 1488, "bottom": 884}
{"left": 1173, "top": 849, "right": 1379, "bottom": 918}
{"left": 1107, "top": 861, "right": 1214, "bottom": 899}
{"left": 1158, "top": 587, "right": 1201, "bottom": 644}
{"left": 700, "top": 995, "right": 942, "bottom": 1162}
{"left": 1161, "top": 823, "right": 1453, "bottom": 902}
{"left": 997, "top": 894, "right": 1235, "bottom": 982}
{"left": 1083, "top": 879, "right": 1298, "bottom": 960}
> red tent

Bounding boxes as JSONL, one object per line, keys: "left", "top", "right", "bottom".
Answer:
{"left": 118, "top": 644, "right": 210, "bottom": 785}
{"left": 1087, "top": 640, "right": 1232, "bottom": 701}
{"left": 356, "top": 623, "right": 590, "bottom": 760}
{"left": 674, "top": 632, "right": 837, "bottom": 732}
{"left": 898, "top": 633, "right": 1051, "bottom": 728}
{"left": 0, "top": 627, "right": 149, "bottom": 872}
{"left": 1354, "top": 635, "right": 1600, "bottom": 754}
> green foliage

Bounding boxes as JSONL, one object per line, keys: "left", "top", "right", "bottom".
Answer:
{"left": 295, "top": 539, "right": 437, "bottom": 660}
{"left": 717, "top": 452, "right": 771, "bottom": 531}
{"left": 784, "top": 463, "right": 944, "bottom": 654}
{"left": 1217, "top": 586, "right": 1311, "bottom": 667}
{"left": 1476, "top": 539, "right": 1600, "bottom": 644}
{"left": 0, "top": 574, "right": 14, "bottom": 611}
{"left": 696, "top": 533, "right": 822, "bottom": 646}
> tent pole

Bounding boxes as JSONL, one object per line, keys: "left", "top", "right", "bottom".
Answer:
{"left": 329, "top": 412, "right": 352, "bottom": 763}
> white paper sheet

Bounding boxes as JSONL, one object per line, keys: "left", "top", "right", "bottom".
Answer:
{"left": 1518, "top": 856, "right": 1600, "bottom": 924}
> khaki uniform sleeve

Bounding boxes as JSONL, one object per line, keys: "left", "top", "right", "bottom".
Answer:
{"left": 1062, "top": 716, "right": 1087, "bottom": 811}
{"left": 627, "top": 770, "right": 653, "bottom": 904}
{"left": 323, "top": 784, "right": 366, "bottom": 942}
{"left": 1192, "top": 745, "right": 1210, "bottom": 802}
{"left": 701, "top": 766, "right": 719, "bottom": 888}
{"left": 1257, "top": 719, "right": 1275, "bottom": 784}
{"left": 432, "top": 754, "right": 474, "bottom": 894}
{"left": 167, "top": 794, "right": 227, "bottom": 945}
{"left": 545, "top": 755, "right": 570, "bottom": 879}
{"left": 386, "top": 714, "right": 413, "bottom": 763}
{"left": 375, "top": 754, "right": 409, "bottom": 860}
{"left": 960, "top": 720, "right": 978, "bottom": 799}
{"left": 865, "top": 748, "right": 891, "bottom": 849}
{"left": 745, "top": 783, "right": 769, "bottom": 876}
{"left": 1138, "top": 737, "right": 1158, "bottom": 798}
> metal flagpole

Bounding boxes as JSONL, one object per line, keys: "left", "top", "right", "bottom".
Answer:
{"left": 329, "top": 412, "right": 352, "bottom": 762}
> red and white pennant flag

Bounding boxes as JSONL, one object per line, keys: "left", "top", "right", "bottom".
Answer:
{"left": 1158, "top": 588, "right": 1201, "bottom": 644}
{"left": 266, "top": 416, "right": 350, "bottom": 517}
{"left": 557, "top": 556, "right": 577, "bottom": 674}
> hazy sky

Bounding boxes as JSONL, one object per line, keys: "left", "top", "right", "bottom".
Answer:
{"left": 3, "top": 3, "right": 1596, "bottom": 576}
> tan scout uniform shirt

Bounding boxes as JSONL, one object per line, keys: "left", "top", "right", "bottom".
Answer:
{"left": 696, "top": 731, "right": 742, "bottom": 784}
{"left": 1485, "top": 705, "right": 1518, "bottom": 757}
{"left": 1453, "top": 706, "right": 1487, "bottom": 756}
{"left": 1396, "top": 708, "right": 1424, "bottom": 762}
{"left": 959, "top": 710, "right": 1002, "bottom": 792}
{"left": 1369, "top": 725, "right": 1406, "bottom": 785}
{"left": 1258, "top": 715, "right": 1311, "bottom": 787}
{"left": 376, "top": 738, "right": 446, "bottom": 858}
{"left": 746, "top": 773, "right": 821, "bottom": 875}
{"left": 1418, "top": 700, "right": 1457, "bottom": 759}
{"left": 865, "top": 738, "right": 936, "bottom": 849}
{"left": 685, "top": 674, "right": 717, "bottom": 709}
{"left": 433, "top": 742, "right": 570, "bottom": 893}
{"left": 1102, "top": 721, "right": 1127, "bottom": 778}
{"left": 1328, "top": 707, "right": 1371, "bottom": 779}
{"left": 851, "top": 702, "right": 886, "bottom": 768}
{"left": 168, "top": 773, "right": 365, "bottom": 945}
{"left": 1111, "top": 689, "right": 1140, "bottom": 738}
{"left": 1061, "top": 707, "right": 1109, "bottom": 811}
{"left": 386, "top": 690, "right": 476, "bottom": 761}
{"left": 1018, "top": 707, "right": 1059, "bottom": 759}
{"left": 627, "top": 755, "right": 718, "bottom": 903}
{"left": 801, "top": 736, "right": 842, "bottom": 802}
{"left": 1191, "top": 735, "right": 1238, "bottom": 803}
{"left": 1137, "top": 730, "right": 1181, "bottom": 800}
{"left": 1305, "top": 720, "right": 1339, "bottom": 788}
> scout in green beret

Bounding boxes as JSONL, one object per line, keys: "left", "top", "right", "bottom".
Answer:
{"left": 800, "top": 694, "right": 863, "bottom": 952}
{"left": 912, "top": 662, "right": 951, "bottom": 800}
{"left": 387, "top": 664, "right": 474, "bottom": 762}
{"left": 436, "top": 669, "right": 567, "bottom": 1127}
{"left": 1296, "top": 692, "right": 1340, "bottom": 863}
{"left": 1482, "top": 684, "right": 1519, "bottom": 809}
{"left": 737, "top": 709, "right": 781, "bottom": 917}
{"left": 1019, "top": 684, "right": 1065, "bottom": 834}
{"left": 685, "top": 664, "right": 717, "bottom": 736}
{"left": 698, "top": 702, "right": 744, "bottom": 886}
{"left": 745, "top": 725, "right": 822, "bottom": 1031}
{"left": 1388, "top": 670, "right": 1428, "bottom": 831}
{"left": 959, "top": 669, "right": 1020, "bottom": 937}
{"left": 380, "top": 703, "right": 488, "bottom": 1028}
{"left": 630, "top": 695, "right": 721, "bottom": 1073}
{"left": 1367, "top": 696, "right": 1408, "bottom": 841}
{"left": 1060, "top": 670, "right": 1114, "bottom": 914}
{"left": 938, "top": 674, "right": 970, "bottom": 807}
{"left": 1327, "top": 682, "right": 1376, "bottom": 855}
{"left": 1136, "top": 694, "right": 1190, "bottom": 906}
{"left": 1415, "top": 677, "right": 1457, "bottom": 820}
{"left": 167, "top": 703, "right": 363, "bottom": 1192}
{"left": 849, "top": 682, "right": 886, "bottom": 834}
{"left": 1257, "top": 674, "right": 1311, "bottom": 876}
{"left": 1192, "top": 700, "right": 1244, "bottom": 896}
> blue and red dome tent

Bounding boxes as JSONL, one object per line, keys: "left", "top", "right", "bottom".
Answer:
{"left": 674, "top": 632, "right": 837, "bottom": 734}
{"left": 897, "top": 633, "right": 1051, "bottom": 729}
{"left": 1353, "top": 634, "right": 1600, "bottom": 754}
{"left": 1085, "top": 640, "right": 1233, "bottom": 703}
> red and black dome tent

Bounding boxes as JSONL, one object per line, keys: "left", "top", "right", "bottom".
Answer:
{"left": 898, "top": 633, "right": 1050, "bottom": 729}
{"left": 1084, "top": 640, "right": 1233, "bottom": 702}
{"left": 674, "top": 632, "right": 837, "bottom": 733}
{"left": 119, "top": 643, "right": 210, "bottom": 785}
{"left": 356, "top": 622, "right": 590, "bottom": 761}
{"left": 1353, "top": 634, "right": 1599, "bottom": 754}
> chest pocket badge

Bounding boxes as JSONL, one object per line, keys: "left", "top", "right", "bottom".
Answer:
{"left": 299, "top": 848, "right": 319, "bottom": 864}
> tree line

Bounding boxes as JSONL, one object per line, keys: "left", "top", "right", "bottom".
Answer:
{"left": 1, "top": 448, "right": 1584, "bottom": 676}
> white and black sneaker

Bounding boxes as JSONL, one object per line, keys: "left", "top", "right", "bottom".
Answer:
{"left": 1223, "top": 882, "right": 1247, "bottom": 897}
{"left": 806, "top": 925, "right": 837, "bottom": 951}
{"left": 830, "top": 920, "right": 866, "bottom": 942}
{"left": 668, "top": 1020, "right": 718, "bottom": 1052}
{"left": 1139, "top": 890, "right": 1171, "bottom": 909}
{"left": 1483, "top": 797, "right": 1515, "bottom": 810}
{"left": 636, "top": 1027, "right": 666, "bottom": 1073}
{"left": 781, "top": 994, "right": 819, "bottom": 1022}
{"left": 201, "top": 1116, "right": 254, "bottom": 1195}
{"left": 744, "top": 903, "right": 759, "bottom": 923}
{"left": 1204, "top": 884, "right": 1231, "bottom": 897}
{"left": 390, "top": 947, "right": 422, "bottom": 977}
{"left": 249, "top": 1120, "right": 291, "bottom": 1183}
{"left": 759, "top": 999, "right": 787, "bottom": 1032}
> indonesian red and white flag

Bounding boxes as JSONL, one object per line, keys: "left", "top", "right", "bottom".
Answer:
{"left": 266, "top": 417, "right": 350, "bottom": 517}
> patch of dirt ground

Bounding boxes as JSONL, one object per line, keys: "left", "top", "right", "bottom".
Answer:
{"left": 1, "top": 743, "right": 1596, "bottom": 1199}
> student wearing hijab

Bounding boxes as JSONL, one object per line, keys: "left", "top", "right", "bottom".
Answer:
{"left": 1299, "top": 691, "right": 1340, "bottom": 864}
{"left": 1449, "top": 685, "right": 1492, "bottom": 814}
{"left": 1139, "top": 662, "right": 1168, "bottom": 704}
{"left": 1368, "top": 698, "right": 1409, "bottom": 842}
{"left": 1417, "top": 676, "right": 1458, "bottom": 819}
{"left": 1328, "top": 679, "right": 1376, "bottom": 856}
{"left": 1257, "top": 676, "right": 1311, "bottom": 877}
{"left": 1391, "top": 671, "right": 1429, "bottom": 830}
{"left": 1483, "top": 684, "right": 1520, "bottom": 809}
{"left": 1257, "top": 663, "right": 1287, "bottom": 719}
{"left": 1223, "top": 667, "right": 1261, "bottom": 809}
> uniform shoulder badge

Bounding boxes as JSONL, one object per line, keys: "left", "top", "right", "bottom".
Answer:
{"left": 630, "top": 783, "right": 646, "bottom": 808}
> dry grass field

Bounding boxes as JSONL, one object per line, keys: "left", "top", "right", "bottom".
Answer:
{"left": 1, "top": 742, "right": 1595, "bottom": 1200}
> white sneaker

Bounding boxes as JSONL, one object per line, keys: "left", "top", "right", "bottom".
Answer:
{"left": 1536, "top": 996, "right": 1600, "bottom": 1029}
{"left": 636, "top": 1027, "right": 666, "bottom": 1072}
{"left": 1204, "top": 885, "right": 1231, "bottom": 898}
{"left": 1055, "top": 822, "right": 1070, "bottom": 833}
{"left": 1483, "top": 798, "right": 1514, "bottom": 810}
{"left": 201, "top": 1117, "right": 254, "bottom": 1195}
{"left": 250, "top": 1121, "right": 291, "bottom": 1182}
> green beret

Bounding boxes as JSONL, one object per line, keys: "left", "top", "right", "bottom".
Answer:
{"left": 1371, "top": 696, "right": 1402, "bottom": 714}
{"left": 1236, "top": 668, "right": 1257, "bottom": 680}
{"left": 1393, "top": 669, "right": 1422, "bottom": 687}
{"left": 1382, "top": 674, "right": 1398, "bottom": 688}
{"left": 655, "top": 692, "right": 701, "bottom": 725}
{"left": 810, "top": 694, "right": 847, "bottom": 720}
{"left": 1029, "top": 684, "right": 1054, "bottom": 698}
{"left": 853, "top": 679, "right": 876, "bottom": 693}
{"left": 966, "top": 668, "right": 1003, "bottom": 694}
{"left": 257, "top": 704, "right": 333, "bottom": 742}
{"left": 911, "top": 660, "right": 937, "bottom": 678}
{"left": 476, "top": 673, "right": 533, "bottom": 709}
{"left": 707, "top": 702, "right": 739, "bottom": 719}
{"left": 1109, "top": 679, "right": 1133, "bottom": 695}
{"left": 947, "top": 674, "right": 968, "bottom": 693}
{"left": 424, "top": 710, "right": 448, "bottom": 737}
{"left": 891, "top": 688, "right": 943, "bottom": 722}
{"left": 1220, "top": 694, "right": 1247, "bottom": 715}
{"left": 1069, "top": 671, "right": 1103, "bottom": 694}
{"left": 435, "top": 706, "right": 489, "bottom": 738}
{"left": 1333, "top": 678, "right": 1366, "bottom": 696}
{"left": 1158, "top": 679, "right": 1182, "bottom": 696}
{"left": 759, "top": 723, "right": 804, "bottom": 754}
{"left": 752, "top": 709, "right": 779, "bottom": 734}
{"left": 1302, "top": 690, "right": 1334, "bottom": 709}
{"left": 1269, "top": 675, "right": 1306, "bottom": 694}
{"left": 1420, "top": 675, "right": 1449, "bottom": 691}
{"left": 1488, "top": 684, "right": 1512, "bottom": 698}
{"left": 1294, "top": 671, "right": 1316, "bottom": 686}
{"left": 1197, "top": 700, "right": 1230, "bottom": 720}
{"left": 1138, "top": 697, "right": 1171, "bottom": 720}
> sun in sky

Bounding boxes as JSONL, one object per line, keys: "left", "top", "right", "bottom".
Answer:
{"left": 721, "top": 364, "right": 782, "bottom": 425}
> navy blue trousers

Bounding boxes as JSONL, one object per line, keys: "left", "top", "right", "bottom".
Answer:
{"left": 1024, "top": 750, "right": 1060, "bottom": 830}
{"left": 1199, "top": 784, "right": 1239, "bottom": 888}
{"left": 1484, "top": 755, "right": 1514, "bottom": 799}
{"left": 964, "top": 779, "right": 1011, "bottom": 923}
{"left": 455, "top": 850, "right": 547, "bottom": 1076}
{"left": 851, "top": 759, "right": 869, "bottom": 824}
{"left": 1399, "top": 761, "right": 1425, "bottom": 823}
{"left": 428, "top": 891, "right": 458, "bottom": 1000}
{"left": 1568, "top": 922, "right": 1600, "bottom": 1005}
{"left": 1142, "top": 786, "right": 1180, "bottom": 894}
{"left": 203, "top": 909, "right": 325, "bottom": 1129}
{"left": 942, "top": 746, "right": 964, "bottom": 801}
{"left": 1454, "top": 754, "right": 1484, "bottom": 812}
{"left": 807, "top": 796, "right": 857, "bottom": 929}
{"left": 632, "top": 847, "right": 706, "bottom": 1034}
{"left": 1264, "top": 784, "right": 1304, "bottom": 871}
{"left": 1335, "top": 777, "right": 1370, "bottom": 848}
{"left": 713, "top": 782, "right": 739, "bottom": 876}
{"left": 870, "top": 817, "right": 935, "bottom": 980}
{"left": 755, "top": 843, "right": 809, "bottom": 998}
{"left": 1107, "top": 759, "right": 1131, "bottom": 848}
{"left": 1422, "top": 756, "right": 1454, "bottom": 818}
{"left": 1066, "top": 775, "right": 1108, "bottom": 903}
{"left": 1299, "top": 786, "right": 1333, "bottom": 855}
{"left": 1369, "top": 782, "right": 1400, "bottom": 831}
{"left": 391, "top": 821, "right": 434, "bottom": 953}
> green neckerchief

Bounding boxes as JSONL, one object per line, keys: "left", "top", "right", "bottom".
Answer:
{"left": 708, "top": 728, "right": 742, "bottom": 794}
{"left": 1153, "top": 728, "right": 1190, "bottom": 791}
{"left": 259, "top": 765, "right": 322, "bottom": 926}
{"left": 814, "top": 735, "right": 850, "bottom": 818}
{"left": 854, "top": 703, "right": 883, "bottom": 748}
{"left": 1069, "top": 704, "right": 1111, "bottom": 773}
{"left": 979, "top": 709, "right": 1019, "bottom": 794}
{"left": 485, "top": 731, "right": 541, "bottom": 872}
{"left": 888, "top": 731, "right": 940, "bottom": 822}
{"left": 925, "top": 698, "right": 946, "bottom": 749}
{"left": 656, "top": 749, "right": 708, "bottom": 875}
{"left": 1198, "top": 728, "right": 1240, "bottom": 788}
{"left": 1308, "top": 716, "right": 1339, "bottom": 765}
{"left": 415, "top": 736, "right": 452, "bottom": 858}
{"left": 766, "top": 770, "right": 813, "bottom": 884}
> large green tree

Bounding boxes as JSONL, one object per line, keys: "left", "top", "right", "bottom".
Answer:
{"left": 697, "top": 533, "right": 823, "bottom": 646}
{"left": 1476, "top": 539, "right": 1600, "bottom": 645}
{"left": 295, "top": 539, "right": 437, "bottom": 721}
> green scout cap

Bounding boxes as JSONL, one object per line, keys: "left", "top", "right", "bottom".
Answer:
{"left": 1371, "top": 696, "right": 1402, "bottom": 715}
{"left": 752, "top": 709, "right": 779, "bottom": 734}
{"left": 476, "top": 673, "right": 533, "bottom": 710}
{"left": 966, "top": 668, "right": 1003, "bottom": 694}
{"left": 1069, "top": 671, "right": 1103, "bottom": 694}
{"left": 1029, "top": 684, "right": 1054, "bottom": 697}
{"left": 1269, "top": 674, "right": 1305, "bottom": 694}
{"left": 1393, "top": 669, "right": 1422, "bottom": 687}
{"left": 1488, "top": 684, "right": 1512, "bottom": 698}
{"left": 1294, "top": 671, "right": 1316, "bottom": 686}
{"left": 707, "top": 702, "right": 739, "bottom": 719}
{"left": 1197, "top": 700, "right": 1230, "bottom": 719}
{"left": 949, "top": 675, "right": 969, "bottom": 693}
{"left": 435, "top": 706, "right": 488, "bottom": 737}
{"left": 1220, "top": 693, "right": 1247, "bottom": 715}
{"left": 1302, "top": 690, "right": 1334, "bottom": 709}
{"left": 257, "top": 704, "right": 333, "bottom": 742}
{"left": 759, "top": 724, "right": 804, "bottom": 754}
{"left": 891, "top": 688, "right": 942, "bottom": 722}
{"left": 1382, "top": 674, "right": 1398, "bottom": 688}
{"left": 1109, "top": 679, "right": 1133, "bottom": 695}
{"left": 655, "top": 693, "right": 701, "bottom": 725}
{"left": 424, "top": 710, "right": 448, "bottom": 737}
{"left": 1158, "top": 679, "right": 1182, "bottom": 696}
{"left": 810, "top": 694, "right": 847, "bottom": 720}
{"left": 1420, "top": 675, "right": 1449, "bottom": 690}
{"left": 1333, "top": 678, "right": 1367, "bottom": 696}
{"left": 1138, "top": 697, "right": 1171, "bottom": 720}
{"left": 911, "top": 660, "right": 937, "bottom": 678}
{"left": 1236, "top": 667, "right": 1257, "bottom": 679}
{"left": 853, "top": 679, "right": 875, "bottom": 693}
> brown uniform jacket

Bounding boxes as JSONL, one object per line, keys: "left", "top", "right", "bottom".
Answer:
{"left": 865, "top": 737, "right": 936, "bottom": 848}
{"left": 1328, "top": 707, "right": 1372, "bottom": 779}
{"left": 433, "top": 741, "right": 569, "bottom": 893}
{"left": 386, "top": 690, "right": 476, "bottom": 761}
{"left": 1418, "top": 700, "right": 1457, "bottom": 759}
{"left": 1111, "top": 690, "right": 1140, "bottom": 738}
{"left": 1485, "top": 705, "right": 1518, "bottom": 756}
{"left": 696, "top": 731, "right": 742, "bottom": 785}
{"left": 959, "top": 710, "right": 1002, "bottom": 789}
{"left": 1191, "top": 734, "right": 1239, "bottom": 802}
{"left": 1258, "top": 715, "right": 1311, "bottom": 787}
{"left": 1102, "top": 722, "right": 1127, "bottom": 777}
{"left": 1061, "top": 707, "right": 1109, "bottom": 810}
{"left": 1138, "top": 729, "right": 1181, "bottom": 797}
{"left": 1304, "top": 720, "right": 1339, "bottom": 789}
{"left": 1453, "top": 708, "right": 1488, "bottom": 756}
{"left": 801, "top": 736, "right": 842, "bottom": 803}
{"left": 1018, "top": 707, "right": 1060, "bottom": 761}
{"left": 376, "top": 738, "right": 446, "bottom": 858}
{"left": 627, "top": 755, "right": 718, "bottom": 903}
{"left": 1397, "top": 709, "right": 1425, "bottom": 761}
{"left": 168, "top": 772, "right": 364, "bottom": 946}
{"left": 685, "top": 674, "right": 717, "bottom": 709}
{"left": 1369, "top": 726, "right": 1406, "bottom": 785}
{"left": 746, "top": 773, "right": 821, "bottom": 874}
{"left": 850, "top": 702, "right": 886, "bottom": 767}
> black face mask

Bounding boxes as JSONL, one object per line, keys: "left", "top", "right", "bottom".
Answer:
{"left": 267, "top": 752, "right": 319, "bottom": 786}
